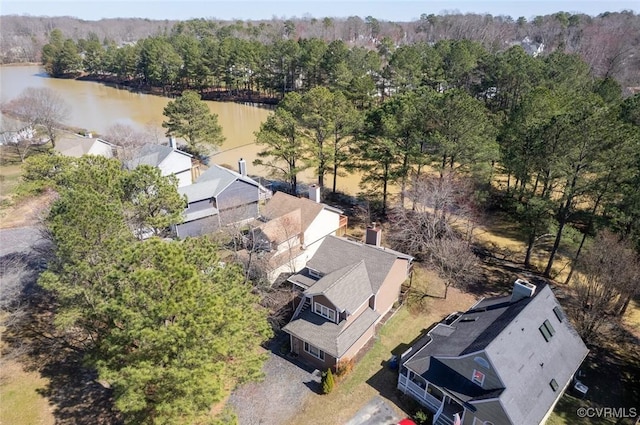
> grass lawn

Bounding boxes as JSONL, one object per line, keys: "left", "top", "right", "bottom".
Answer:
{"left": 0, "top": 360, "right": 54, "bottom": 425}
{"left": 287, "top": 285, "right": 477, "bottom": 425}
{"left": 0, "top": 162, "right": 23, "bottom": 199}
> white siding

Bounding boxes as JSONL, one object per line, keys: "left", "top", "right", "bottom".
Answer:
{"left": 87, "top": 140, "right": 114, "bottom": 158}
{"left": 266, "top": 207, "right": 341, "bottom": 283}
{"left": 303, "top": 208, "right": 341, "bottom": 253}
{"left": 173, "top": 169, "right": 193, "bottom": 187}
{"left": 159, "top": 153, "right": 192, "bottom": 187}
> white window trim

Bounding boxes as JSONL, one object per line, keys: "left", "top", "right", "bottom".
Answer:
{"left": 303, "top": 341, "right": 325, "bottom": 360}
{"left": 314, "top": 302, "right": 336, "bottom": 322}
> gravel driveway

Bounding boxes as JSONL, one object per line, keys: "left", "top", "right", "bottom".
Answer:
{"left": 228, "top": 333, "right": 321, "bottom": 425}
{"left": 0, "top": 226, "right": 45, "bottom": 256}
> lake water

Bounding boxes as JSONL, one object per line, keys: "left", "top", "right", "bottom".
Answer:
{"left": 0, "top": 65, "right": 366, "bottom": 195}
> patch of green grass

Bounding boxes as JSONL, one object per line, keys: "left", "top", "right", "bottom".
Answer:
{"left": 0, "top": 361, "right": 53, "bottom": 425}
{"left": 0, "top": 163, "right": 23, "bottom": 198}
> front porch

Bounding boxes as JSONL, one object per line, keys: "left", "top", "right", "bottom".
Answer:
{"left": 398, "top": 372, "right": 464, "bottom": 425}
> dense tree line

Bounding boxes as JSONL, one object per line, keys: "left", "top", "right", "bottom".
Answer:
{"left": 3, "top": 12, "right": 640, "bottom": 86}
{"left": 4, "top": 11, "right": 634, "bottom": 90}
{"left": 245, "top": 35, "right": 640, "bottom": 282}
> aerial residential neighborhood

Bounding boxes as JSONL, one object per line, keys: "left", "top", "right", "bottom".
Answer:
{"left": 0, "top": 3, "right": 639, "bottom": 425}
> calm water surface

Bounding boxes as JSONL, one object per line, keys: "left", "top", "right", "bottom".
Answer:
{"left": 0, "top": 65, "right": 366, "bottom": 194}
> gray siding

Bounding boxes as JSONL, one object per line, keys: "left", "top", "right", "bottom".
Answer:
{"left": 218, "top": 202, "right": 258, "bottom": 225}
{"left": 185, "top": 199, "right": 214, "bottom": 214}
{"left": 439, "top": 353, "right": 503, "bottom": 391}
{"left": 217, "top": 180, "right": 259, "bottom": 210}
{"left": 463, "top": 400, "right": 513, "bottom": 425}
{"left": 176, "top": 216, "right": 219, "bottom": 238}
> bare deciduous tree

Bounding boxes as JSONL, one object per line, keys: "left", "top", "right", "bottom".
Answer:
{"left": 570, "top": 230, "right": 640, "bottom": 340}
{"left": 0, "top": 118, "right": 42, "bottom": 162}
{"left": 388, "top": 172, "right": 481, "bottom": 298}
{"left": 104, "top": 123, "right": 153, "bottom": 161}
{"left": 3, "top": 87, "right": 70, "bottom": 148}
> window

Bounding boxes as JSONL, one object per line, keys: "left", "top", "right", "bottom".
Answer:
{"left": 308, "top": 268, "right": 323, "bottom": 278}
{"left": 314, "top": 302, "right": 336, "bottom": 322}
{"left": 550, "top": 379, "right": 559, "bottom": 392}
{"left": 474, "top": 356, "right": 490, "bottom": 369}
{"left": 471, "top": 369, "right": 485, "bottom": 386}
{"left": 539, "top": 319, "right": 556, "bottom": 342}
{"left": 304, "top": 341, "right": 325, "bottom": 360}
{"left": 553, "top": 306, "right": 564, "bottom": 322}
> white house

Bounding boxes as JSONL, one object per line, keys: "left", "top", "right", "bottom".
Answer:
{"left": 252, "top": 186, "right": 348, "bottom": 282}
{"left": 54, "top": 133, "right": 116, "bottom": 158}
{"left": 124, "top": 139, "right": 194, "bottom": 187}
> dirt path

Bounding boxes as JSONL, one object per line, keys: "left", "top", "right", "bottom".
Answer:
{"left": 0, "top": 192, "right": 54, "bottom": 230}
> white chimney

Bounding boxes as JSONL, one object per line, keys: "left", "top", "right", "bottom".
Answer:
{"left": 87, "top": 132, "right": 93, "bottom": 139}
{"left": 511, "top": 279, "right": 536, "bottom": 302}
{"left": 309, "top": 184, "right": 321, "bottom": 203}
{"left": 238, "top": 158, "right": 247, "bottom": 176}
{"left": 169, "top": 136, "right": 177, "bottom": 150}
{"left": 365, "top": 223, "right": 381, "bottom": 247}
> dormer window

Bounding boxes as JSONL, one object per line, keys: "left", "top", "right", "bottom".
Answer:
{"left": 314, "top": 302, "right": 336, "bottom": 322}
{"left": 308, "top": 268, "right": 323, "bottom": 278}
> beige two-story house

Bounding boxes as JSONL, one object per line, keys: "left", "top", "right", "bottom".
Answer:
{"left": 283, "top": 229, "right": 413, "bottom": 369}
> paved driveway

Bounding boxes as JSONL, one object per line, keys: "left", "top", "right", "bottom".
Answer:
{"left": 344, "top": 396, "right": 402, "bottom": 425}
{"left": 228, "top": 333, "right": 321, "bottom": 425}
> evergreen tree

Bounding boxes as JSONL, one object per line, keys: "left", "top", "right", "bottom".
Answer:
{"left": 254, "top": 92, "right": 307, "bottom": 194}
{"left": 322, "top": 368, "right": 335, "bottom": 394}
{"left": 162, "top": 90, "right": 225, "bottom": 156}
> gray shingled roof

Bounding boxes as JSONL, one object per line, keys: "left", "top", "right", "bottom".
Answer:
{"left": 306, "top": 236, "right": 412, "bottom": 293}
{"left": 283, "top": 307, "right": 380, "bottom": 358}
{"left": 125, "top": 144, "right": 191, "bottom": 169}
{"left": 422, "top": 358, "right": 504, "bottom": 402}
{"left": 305, "top": 260, "right": 373, "bottom": 314}
{"left": 178, "top": 164, "right": 261, "bottom": 203}
{"left": 403, "top": 283, "right": 589, "bottom": 425}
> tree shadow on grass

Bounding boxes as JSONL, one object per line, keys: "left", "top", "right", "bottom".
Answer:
{"left": 1, "top": 248, "right": 122, "bottom": 425}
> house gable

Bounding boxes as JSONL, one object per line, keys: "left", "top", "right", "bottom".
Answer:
{"left": 484, "top": 285, "right": 588, "bottom": 425}
{"left": 399, "top": 280, "right": 588, "bottom": 425}
{"left": 304, "top": 261, "right": 373, "bottom": 315}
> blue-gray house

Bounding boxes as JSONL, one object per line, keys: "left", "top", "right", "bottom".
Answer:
{"left": 175, "top": 159, "right": 271, "bottom": 238}
{"left": 398, "top": 279, "right": 588, "bottom": 425}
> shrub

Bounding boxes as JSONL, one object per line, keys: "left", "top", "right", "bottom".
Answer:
{"left": 335, "top": 358, "right": 355, "bottom": 378}
{"left": 321, "top": 368, "right": 335, "bottom": 394}
{"left": 414, "top": 410, "right": 429, "bottom": 424}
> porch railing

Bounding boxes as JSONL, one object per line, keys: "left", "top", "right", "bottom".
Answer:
{"left": 398, "top": 375, "right": 442, "bottom": 412}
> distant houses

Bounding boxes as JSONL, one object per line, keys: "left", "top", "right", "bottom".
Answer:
{"left": 124, "top": 138, "right": 195, "bottom": 187}
{"left": 54, "top": 133, "right": 117, "bottom": 158}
